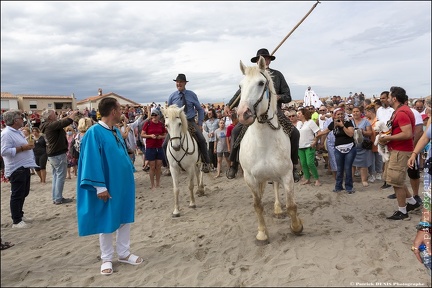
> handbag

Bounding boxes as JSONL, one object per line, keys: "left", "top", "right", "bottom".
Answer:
{"left": 362, "top": 139, "right": 373, "bottom": 150}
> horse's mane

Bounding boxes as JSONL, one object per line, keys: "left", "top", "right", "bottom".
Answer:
{"left": 164, "top": 104, "right": 188, "bottom": 134}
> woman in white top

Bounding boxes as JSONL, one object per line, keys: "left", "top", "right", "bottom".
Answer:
{"left": 296, "top": 108, "right": 321, "bottom": 186}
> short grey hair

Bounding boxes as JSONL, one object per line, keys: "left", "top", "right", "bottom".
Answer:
{"left": 3, "top": 110, "right": 22, "bottom": 126}
{"left": 41, "top": 109, "right": 55, "bottom": 121}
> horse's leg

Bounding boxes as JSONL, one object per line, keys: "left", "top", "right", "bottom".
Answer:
{"left": 247, "top": 180, "right": 269, "bottom": 245}
{"left": 273, "top": 182, "right": 286, "bottom": 219}
{"left": 196, "top": 164, "right": 205, "bottom": 197}
{"left": 188, "top": 167, "right": 196, "bottom": 208}
{"left": 172, "top": 169, "right": 181, "bottom": 217}
{"left": 285, "top": 175, "right": 303, "bottom": 235}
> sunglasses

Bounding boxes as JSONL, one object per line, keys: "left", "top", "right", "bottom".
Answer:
{"left": 151, "top": 114, "right": 158, "bottom": 116}
{"left": 319, "top": 110, "right": 326, "bottom": 112}
{"left": 288, "top": 115, "right": 296, "bottom": 117}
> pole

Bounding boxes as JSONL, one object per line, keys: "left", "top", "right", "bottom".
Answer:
{"left": 270, "top": 0, "right": 321, "bottom": 56}
{"left": 230, "top": 0, "right": 321, "bottom": 109}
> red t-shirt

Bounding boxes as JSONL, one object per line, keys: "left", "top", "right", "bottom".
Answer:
{"left": 142, "top": 120, "right": 166, "bottom": 149}
{"left": 226, "top": 123, "right": 235, "bottom": 138}
{"left": 388, "top": 105, "right": 414, "bottom": 152}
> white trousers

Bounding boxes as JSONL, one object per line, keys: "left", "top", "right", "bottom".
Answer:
{"left": 99, "top": 223, "right": 131, "bottom": 261}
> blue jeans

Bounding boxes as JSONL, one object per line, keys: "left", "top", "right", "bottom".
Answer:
{"left": 48, "top": 153, "right": 67, "bottom": 203}
{"left": 335, "top": 147, "right": 357, "bottom": 191}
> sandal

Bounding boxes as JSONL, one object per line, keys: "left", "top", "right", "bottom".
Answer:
{"left": 118, "top": 254, "right": 143, "bottom": 265}
{"left": 0, "top": 241, "right": 14, "bottom": 250}
{"left": 100, "top": 261, "right": 113, "bottom": 276}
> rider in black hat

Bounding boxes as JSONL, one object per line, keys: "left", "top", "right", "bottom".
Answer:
{"left": 224, "top": 48, "right": 301, "bottom": 181}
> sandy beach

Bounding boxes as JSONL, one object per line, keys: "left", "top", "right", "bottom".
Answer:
{"left": 1, "top": 156, "right": 431, "bottom": 287}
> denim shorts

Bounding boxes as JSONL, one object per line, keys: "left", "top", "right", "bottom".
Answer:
{"left": 145, "top": 148, "right": 165, "bottom": 161}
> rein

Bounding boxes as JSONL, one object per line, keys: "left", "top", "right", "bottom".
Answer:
{"left": 252, "top": 71, "right": 281, "bottom": 131}
{"left": 167, "top": 125, "right": 197, "bottom": 172}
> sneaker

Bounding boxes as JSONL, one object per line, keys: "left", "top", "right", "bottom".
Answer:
{"left": 201, "top": 163, "right": 210, "bottom": 173}
{"left": 406, "top": 201, "right": 421, "bottom": 212}
{"left": 12, "top": 221, "right": 29, "bottom": 229}
{"left": 332, "top": 189, "right": 342, "bottom": 193}
{"left": 413, "top": 195, "right": 423, "bottom": 206}
{"left": 387, "top": 210, "right": 410, "bottom": 220}
{"left": 226, "top": 165, "right": 238, "bottom": 179}
{"left": 381, "top": 183, "right": 392, "bottom": 190}
{"left": 53, "top": 198, "right": 73, "bottom": 205}
{"left": 387, "top": 193, "right": 396, "bottom": 199}
{"left": 368, "top": 175, "right": 376, "bottom": 183}
{"left": 346, "top": 190, "right": 356, "bottom": 194}
{"left": 354, "top": 170, "right": 360, "bottom": 177}
{"left": 375, "top": 173, "right": 382, "bottom": 180}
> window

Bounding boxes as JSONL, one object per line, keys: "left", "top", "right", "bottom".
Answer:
{"left": 29, "top": 100, "right": 38, "bottom": 109}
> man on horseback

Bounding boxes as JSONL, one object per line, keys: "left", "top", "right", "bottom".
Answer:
{"left": 224, "top": 48, "right": 301, "bottom": 181}
{"left": 163, "top": 74, "right": 211, "bottom": 173}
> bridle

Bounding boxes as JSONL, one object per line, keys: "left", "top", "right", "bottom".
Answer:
{"left": 251, "top": 71, "right": 281, "bottom": 131}
{"left": 167, "top": 119, "right": 197, "bottom": 171}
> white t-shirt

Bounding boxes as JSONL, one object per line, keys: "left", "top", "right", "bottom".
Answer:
{"left": 410, "top": 108, "right": 423, "bottom": 126}
{"left": 376, "top": 106, "right": 394, "bottom": 123}
{"left": 297, "top": 119, "right": 320, "bottom": 149}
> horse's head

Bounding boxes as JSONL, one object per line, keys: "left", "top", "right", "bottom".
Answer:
{"left": 163, "top": 104, "right": 188, "bottom": 151}
{"left": 237, "top": 56, "right": 277, "bottom": 126}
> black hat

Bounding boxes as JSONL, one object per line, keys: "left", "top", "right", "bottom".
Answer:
{"left": 251, "top": 48, "right": 276, "bottom": 63}
{"left": 173, "top": 74, "right": 189, "bottom": 82}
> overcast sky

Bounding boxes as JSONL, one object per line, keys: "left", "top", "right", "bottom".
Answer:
{"left": 1, "top": 1, "right": 431, "bottom": 105}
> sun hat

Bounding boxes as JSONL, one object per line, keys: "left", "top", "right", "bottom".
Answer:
{"left": 173, "top": 74, "right": 189, "bottom": 82}
{"left": 251, "top": 48, "right": 275, "bottom": 63}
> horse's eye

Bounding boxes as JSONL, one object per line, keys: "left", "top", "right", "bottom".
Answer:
{"left": 258, "top": 81, "right": 265, "bottom": 86}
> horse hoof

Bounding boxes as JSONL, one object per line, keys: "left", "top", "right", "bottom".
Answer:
{"left": 255, "top": 239, "right": 270, "bottom": 246}
{"left": 172, "top": 213, "right": 180, "bottom": 218}
{"left": 189, "top": 205, "right": 196, "bottom": 209}
{"left": 291, "top": 224, "right": 303, "bottom": 235}
{"left": 196, "top": 192, "right": 205, "bottom": 197}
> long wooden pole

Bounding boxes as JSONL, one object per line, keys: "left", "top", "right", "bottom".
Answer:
{"left": 230, "top": 0, "right": 321, "bottom": 109}
{"left": 271, "top": 0, "right": 321, "bottom": 56}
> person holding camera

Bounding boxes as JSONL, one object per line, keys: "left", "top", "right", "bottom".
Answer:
{"left": 315, "top": 108, "right": 356, "bottom": 193}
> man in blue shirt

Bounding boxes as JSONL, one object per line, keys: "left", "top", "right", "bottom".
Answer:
{"left": 164, "top": 74, "right": 211, "bottom": 173}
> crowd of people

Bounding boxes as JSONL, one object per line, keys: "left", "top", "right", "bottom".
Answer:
{"left": 0, "top": 50, "right": 430, "bottom": 274}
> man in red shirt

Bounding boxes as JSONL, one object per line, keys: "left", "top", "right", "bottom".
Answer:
{"left": 380, "top": 86, "right": 420, "bottom": 220}
{"left": 226, "top": 111, "right": 238, "bottom": 155}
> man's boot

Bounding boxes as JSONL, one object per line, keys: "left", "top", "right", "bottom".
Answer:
{"left": 226, "top": 162, "right": 238, "bottom": 179}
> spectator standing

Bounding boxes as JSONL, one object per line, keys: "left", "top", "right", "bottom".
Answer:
{"left": 380, "top": 86, "right": 419, "bottom": 220}
{"left": 214, "top": 119, "right": 230, "bottom": 178}
{"left": 351, "top": 107, "right": 373, "bottom": 187}
{"left": 364, "top": 103, "right": 383, "bottom": 182}
{"left": 1, "top": 110, "right": 37, "bottom": 228}
{"left": 376, "top": 91, "right": 394, "bottom": 191}
{"left": 204, "top": 108, "right": 219, "bottom": 171}
{"left": 40, "top": 109, "right": 77, "bottom": 205}
{"left": 315, "top": 108, "right": 356, "bottom": 193}
{"left": 141, "top": 108, "right": 167, "bottom": 189}
{"left": 297, "top": 108, "right": 321, "bottom": 186}
{"left": 31, "top": 127, "right": 48, "bottom": 183}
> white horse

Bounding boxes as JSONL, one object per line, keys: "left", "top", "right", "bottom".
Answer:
{"left": 162, "top": 105, "right": 205, "bottom": 217}
{"left": 236, "top": 56, "right": 303, "bottom": 244}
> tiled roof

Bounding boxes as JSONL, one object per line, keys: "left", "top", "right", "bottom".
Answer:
{"left": 76, "top": 92, "right": 140, "bottom": 106}
{"left": 1, "top": 92, "right": 18, "bottom": 98}
{"left": 16, "top": 94, "right": 72, "bottom": 99}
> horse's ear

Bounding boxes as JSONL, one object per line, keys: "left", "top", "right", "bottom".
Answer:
{"left": 180, "top": 105, "right": 185, "bottom": 112}
{"left": 258, "top": 56, "right": 266, "bottom": 70}
{"left": 240, "top": 60, "right": 246, "bottom": 75}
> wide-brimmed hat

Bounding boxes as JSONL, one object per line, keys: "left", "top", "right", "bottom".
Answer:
{"left": 173, "top": 74, "right": 189, "bottom": 82}
{"left": 251, "top": 48, "right": 276, "bottom": 63}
